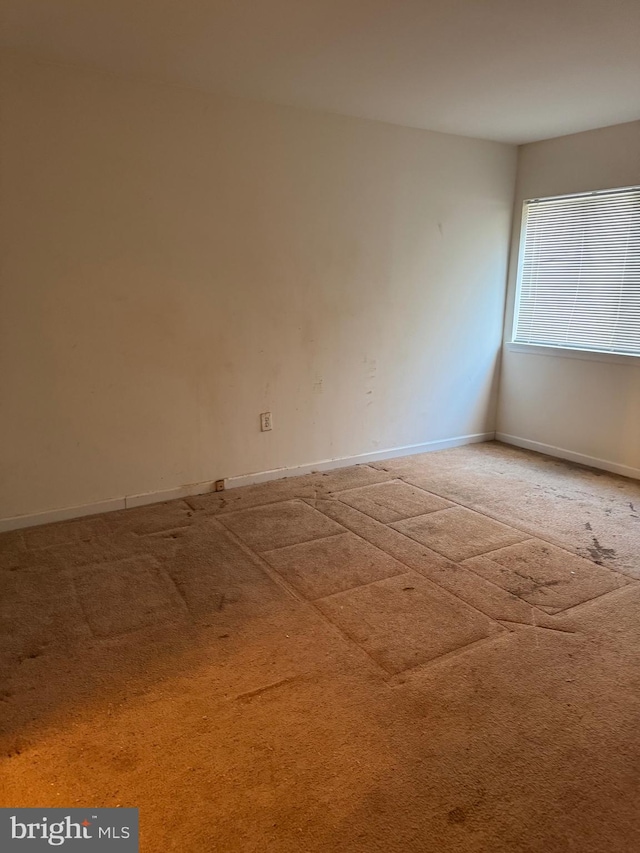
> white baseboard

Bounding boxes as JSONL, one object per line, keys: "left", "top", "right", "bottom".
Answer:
{"left": 0, "top": 431, "right": 495, "bottom": 532}
{"left": 226, "top": 432, "right": 496, "bottom": 488}
{"left": 125, "top": 480, "right": 221, "bottom": 509}
{"left": 0, "top": 481, "right": 223, "bottom": 533}
{"left": 0, "top": 497, "right": 127, "bottom": 533}
{"left": 496, "top": 432, "right": 640, "bottom": 481}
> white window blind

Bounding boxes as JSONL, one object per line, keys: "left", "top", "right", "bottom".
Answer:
{"left": 513, "top": 186, "right": 640, "bottom": 356}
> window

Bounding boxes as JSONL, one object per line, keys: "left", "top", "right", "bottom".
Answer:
{"left": 512, "top": 185, "right": 640, "bottom": 357}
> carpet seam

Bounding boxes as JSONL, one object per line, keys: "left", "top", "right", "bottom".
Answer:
{"left": 540, "top": 583, "right": 639, "bottom": 619}
{"left": 460, "top": 556, "right": 633, "bottom": 616}
{"left": 387, "top": 633, "right": 507, "bottom": 681}
{"left": 334, "top": 494, "right": 635, "bottom": 619}
{"left": 395, "top": 473, "right": 637, "bottom": 581}
{"left": 209, "top": 516, "right": 394, "bottom": 680}
{"left": 307, "top": 498, "right": 511, "bottom": 630}
{"left": 312, "top": 569, "right": 420, "bottom": 602}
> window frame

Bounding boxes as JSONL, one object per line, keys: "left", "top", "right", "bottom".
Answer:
{"left": 510, "top": 184, "right": 640, "bottom": 362}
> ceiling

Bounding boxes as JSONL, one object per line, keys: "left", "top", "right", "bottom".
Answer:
{"left": 2, "top": 0, "right": 640, "bottom": 144}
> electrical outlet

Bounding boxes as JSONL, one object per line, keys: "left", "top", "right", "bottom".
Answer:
{"left": 214, "top": 479, "right": 225, "bottom": 492}
{"left": 260, "top": 411, "right": 272, "bottom": 432}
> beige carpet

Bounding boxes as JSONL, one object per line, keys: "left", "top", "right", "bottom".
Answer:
{"left": 1, "top": 441, "right": 639, "bottom": 852}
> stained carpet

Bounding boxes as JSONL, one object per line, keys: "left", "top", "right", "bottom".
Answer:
{"left": 1, "top": 442, "right": 639, "bottom": 852}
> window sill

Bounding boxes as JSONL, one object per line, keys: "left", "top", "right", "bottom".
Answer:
{"left": 504, "top": 342, "right": 640, "bottom": 366}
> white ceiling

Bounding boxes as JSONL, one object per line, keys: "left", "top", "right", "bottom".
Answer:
{"left": 2, "top": 0, "right": 640, "bottom": 144}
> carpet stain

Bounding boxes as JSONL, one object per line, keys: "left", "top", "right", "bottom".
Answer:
{"left": 447, "top": 807, "right": 466, "bottom": 824}
{"left": 2, "top": 444, "right": 640, "bottom": 852}
{"left": 588, "top": 537, "right": 616, "bottom": 563}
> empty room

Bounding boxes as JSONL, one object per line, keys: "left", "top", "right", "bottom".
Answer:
{"left": 1, "top": 1, "right": 639, "bottom": 851}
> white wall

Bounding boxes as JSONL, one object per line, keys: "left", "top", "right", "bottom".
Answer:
{"left": 497, "top": 120, "right": 640, "bottom": 478}
{"left": 0, "top": 52, "right": 516, "bottom": 523}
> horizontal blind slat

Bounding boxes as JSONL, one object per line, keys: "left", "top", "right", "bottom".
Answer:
{"left": 513, "top": 186, "right": 640, "bottom": 357}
